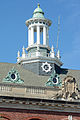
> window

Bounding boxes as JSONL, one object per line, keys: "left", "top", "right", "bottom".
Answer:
{"left": 43, "top": 22, "right": 45, "bottom": 24}
{"left": 39, "top": 22, "right": 42, "bottom": 24}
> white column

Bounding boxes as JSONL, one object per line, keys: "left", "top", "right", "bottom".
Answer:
{"left": 37, "top": 26, "right": 40, "bottom": 44}
{"left": 46, "top": 27, "right": 49, "bottom": 46}
{"left": 31, "top": 26, "right": 34, "bottom": 45}
{"left": 28, "top": 27, "right": 31, "bottom": 46}
{"left": 43, "top": 26, "right": 47, "bottom": 45}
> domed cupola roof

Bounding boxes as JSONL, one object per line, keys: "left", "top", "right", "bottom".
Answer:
{"left": 33, "top": 3, "right": 44, "bottom": 18}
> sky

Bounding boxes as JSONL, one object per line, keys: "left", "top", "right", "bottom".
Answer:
{"left": 0, "top": 0, "right": 80, "bottom": 70}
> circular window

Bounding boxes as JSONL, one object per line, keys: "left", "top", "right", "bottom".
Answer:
{"left": 11, "top": 74, "right": 16, "bottom": 80}
{"left": 44, "top": 65, "right": 49, "bottom": 70}
{"left": 53, "top": 77, "right": 58, "bottom": 84}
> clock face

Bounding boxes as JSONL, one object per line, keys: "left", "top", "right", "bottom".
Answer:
{"left": 41, "top": 62, "right": 52, "bottom": 73}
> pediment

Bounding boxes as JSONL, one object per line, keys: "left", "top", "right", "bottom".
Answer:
{"left": 3, "top": 67, "right": 24, "bottom": 84}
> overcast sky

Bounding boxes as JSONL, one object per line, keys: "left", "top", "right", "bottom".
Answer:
{"left": 0, "top": 0, "right": 80, "bottom": 70}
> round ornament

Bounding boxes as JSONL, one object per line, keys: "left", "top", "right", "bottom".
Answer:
{"left": 41, "top": 62, "right": 52, "bottom": 73}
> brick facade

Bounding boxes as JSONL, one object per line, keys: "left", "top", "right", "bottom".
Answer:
{"left": 0, "top": 108, "right": 80, "bottom": 120}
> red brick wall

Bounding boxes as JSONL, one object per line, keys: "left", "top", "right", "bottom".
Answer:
{"left": 0, "top": 108, "right": 80, "bottom": 120}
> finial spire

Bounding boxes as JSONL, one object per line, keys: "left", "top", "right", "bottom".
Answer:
{"left": 50, "top": 45, "right": 55, "bottom": 58}
{"left": 17, "top": 51, "right": 20, "bottom": 62}
{"left": 17, "top": 51, "right": 20, "bottom": 58}
{"left": 57, "top": 50, "right": 60, "bottom": 59}
{"left": 22, "top": 46, "right": 26, "bottom": 58}
{"left": 37, "top": 45, "right": 40, "bottom": 51}
{"left": 38, "top": 3, "right": 40, "bottom": 8}
{"left": 22, "top": 46, "right": 25, "bottom": 54}
{"left": 51, "top": 45, "right": 54, "bottom": 53}
{"left": 36, "top": 45, "right": 40, "bottom": 57}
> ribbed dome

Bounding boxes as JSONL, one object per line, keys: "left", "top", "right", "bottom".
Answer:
{"left": 33, "top": 4, "right": 44, "bottom": 18}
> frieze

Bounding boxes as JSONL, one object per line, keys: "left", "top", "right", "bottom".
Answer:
{"left": 0, "top": 97, "right": 80, "bottom": 113}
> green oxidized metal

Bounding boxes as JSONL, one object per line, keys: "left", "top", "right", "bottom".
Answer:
{"left": 3, "top": 67, "right": 24, "bottom": 84}
{"left": 46, "top": 70, "right": 62, "bottom": 87}
{"left": 33, "top": 3, "right": 44, "bottom": 18}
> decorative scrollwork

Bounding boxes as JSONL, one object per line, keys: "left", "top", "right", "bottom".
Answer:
{"left": 54, "top": 76, "right": 80, "bottom": 101}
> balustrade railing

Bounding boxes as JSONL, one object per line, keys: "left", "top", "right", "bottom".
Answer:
{"left": 18, "top": 52, "right": 57, "bottom": 61}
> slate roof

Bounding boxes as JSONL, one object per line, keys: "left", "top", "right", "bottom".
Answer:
{"left": 0, "top": 62, "right": 49, "bottom": 87}
{"left": 0, "top": 62, "right": 80, "bottom": 89}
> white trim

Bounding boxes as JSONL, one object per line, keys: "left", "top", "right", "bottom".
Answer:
{"left": 11, "top": 74, "right": 17, "bottom": 81}
{"left": 28, "top": 23, "right": 47, "bottom": 29}
{"left": 21, "top": 59, "right": 62, "bottom": 66}
{"left": 41, "top": 62, "right": 52, "bottom": 73}
{"left": 25, "top": 18, "right": 52, "bottom": 27}
{"left": 52, "top": 77, "right": 58, "bottom": 85}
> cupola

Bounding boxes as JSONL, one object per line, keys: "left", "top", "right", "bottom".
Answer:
{"left": 17, "top": 4, "right": 63, "bottom": 75}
